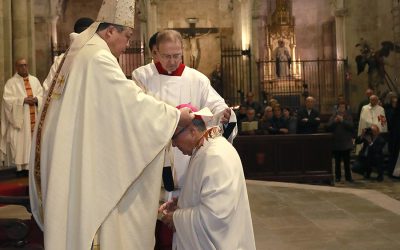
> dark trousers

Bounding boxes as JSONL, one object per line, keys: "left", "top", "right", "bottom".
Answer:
{"left": 333, "top": 150, "right": 352, "bottom": 180}
{"left": 358, "top": 155, "right": 384, "bottom": 178}
{"left": 388, "top": 136, "right": 400, "bottom": 173}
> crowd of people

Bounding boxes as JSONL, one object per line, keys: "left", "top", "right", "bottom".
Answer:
{"left": 236, "top": 88, "right": 400, "bottom": 182}
{"left": 1, "top": 0, "right": 400, "bottom": 249}
{"left": 1, "top": 1, "right": 255, "bottom": 249}
{"left": 237, "top": 92, "right": 321, "bottom": 136}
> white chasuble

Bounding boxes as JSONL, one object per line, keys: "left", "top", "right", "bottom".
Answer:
{"left": 1, "top": 74, "right": 43, "bottom": 165}
{"left": 173, "top": 136, "right": 256, "bottom": 250}
{"left": 29, "top": 34, "right": 180, "bottom": 250}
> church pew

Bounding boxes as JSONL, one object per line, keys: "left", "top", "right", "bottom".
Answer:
{"left": 233, "top": 133, "right": 334, "bottom": 185}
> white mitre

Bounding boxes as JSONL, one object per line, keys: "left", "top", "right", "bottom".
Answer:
{"left": 51, "top": 0, "right": 136, "bottom": 97}
{"left": 97, "top": 0, "right": 136, "bottom": 28}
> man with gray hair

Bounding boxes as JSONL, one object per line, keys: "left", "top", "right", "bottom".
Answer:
{"left": 159, "top": 104, "right": 255, "bottom": 250}
{"left": 29, "top": 1, "right": 193, "bottom": 249}
{"left": 297, "top": 96, "right": 321, "bottom": 134}
{"left": 1, "top": 58, "right": 43, "bottom": 176}
{"left": 132, "top": 29, "right": 237, "bottom": 200}
{"left": 357, "top": 94, "right": 387, "bottom": 154}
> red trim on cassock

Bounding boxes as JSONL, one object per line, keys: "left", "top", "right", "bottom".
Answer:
{"left": 155, "top": 62, "right": 185, "bottom": 76}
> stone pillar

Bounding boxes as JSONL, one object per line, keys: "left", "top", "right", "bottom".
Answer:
{"left": 333, "top": 0, "right": 347, "bottom": 60}
{"left": 141, "top": 0, "right": 158, "bottom": 63}
{"left": 11, "top": 0, "right": 36, "bottom": 73}
{"left": 51, "top": 15, "right": 59, "bottom": 49}
{"left": 0, "top": 0, "right": 13, "bottom": 88}
{"left": 392, "top": 0, "right": 400, "bottom": 79}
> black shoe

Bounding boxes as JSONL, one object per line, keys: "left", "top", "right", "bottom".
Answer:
{"left": 377, "top": 176, "right": 384, "bottom": 182}
{"left": 335, "top": 177, "right": 341, "bottom": 182}
{"left": 346, "top": 178, "right": 354, "bottom": 183}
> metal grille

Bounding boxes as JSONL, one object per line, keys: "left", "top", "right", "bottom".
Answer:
{"left": 221, "top": 47, "right": 252, "bottom": 106}
{"left": 257, "top": 59, "right": 349, "bottom": 114}
{"left": 119, "top": 40, "right": 145, "bottom": 79}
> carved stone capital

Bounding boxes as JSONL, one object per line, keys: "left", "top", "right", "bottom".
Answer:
{"left": 335, "top": 8, "right": 348, "bottom": 17}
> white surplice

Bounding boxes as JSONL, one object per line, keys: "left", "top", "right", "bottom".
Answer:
{"left": 356, "top": 104, "right": 387, "bottom": 153}
{"left": 132, "top": 63, "right": 237, "bottom": 195}
{"left": 358, "top": 104, "right": 387, "bottom": 134}
{"left": 29, "top": 34, "right": 180, "bottom": 250}
{"left": 1, "top": 73, "right": 43, "bottom": 165}
{"left": 173, "top": 135, "right": 256, "bottom": 250}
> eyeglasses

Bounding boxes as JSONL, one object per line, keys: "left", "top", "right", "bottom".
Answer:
{"left": 159, "top": 53, "right": 182, "bottom": 60}
{"left": 172, "top": 126, "right": 187, "bottom": 140}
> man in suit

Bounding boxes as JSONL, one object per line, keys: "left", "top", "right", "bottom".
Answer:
{"left": 355, "top": 124, "right": 386, "bottom": 181}
{"left": 297, "top": 96, "right": 321, "bottom": 134}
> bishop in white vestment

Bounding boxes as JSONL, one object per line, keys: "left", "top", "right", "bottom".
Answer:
{"left": 29, "top": 1, "right": 193, "bottom": 250}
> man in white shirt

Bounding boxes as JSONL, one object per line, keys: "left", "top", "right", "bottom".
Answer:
{"left": 132, "top": 29, "right": 237, "bottom": 198}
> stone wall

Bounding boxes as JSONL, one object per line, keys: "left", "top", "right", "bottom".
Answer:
{"left": 33, "top": 0, "right": 51, "bottom": 82}
{"left": 344, "top": 0, "right": 396, "bottom": 108}
{"left": 156, "top": 0, "right": 234, "bottom": 77}
{"left": 56, "top": 0, "right": 102, "bottom": 48}
{"left": 292, "top": 0, "right": 334, "bottom": 60}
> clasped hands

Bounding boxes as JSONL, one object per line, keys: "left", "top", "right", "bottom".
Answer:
{"left": 24, "top": 97, "right": 38, "bottom": 105}
{"left": 158, "top": 197, "right": 178, "bottom": 231}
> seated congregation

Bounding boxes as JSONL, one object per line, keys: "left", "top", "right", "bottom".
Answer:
{"left": 237, "top": 89, "right": 400, "bottom": 183}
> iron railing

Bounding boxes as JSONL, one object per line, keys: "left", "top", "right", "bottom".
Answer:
{"left": 256, "top": 59, "right": 349, "bottom": 114}
{"left": 221, "top": 47, "right": 252, "bottom": 106}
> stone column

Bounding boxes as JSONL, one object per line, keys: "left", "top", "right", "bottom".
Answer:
{"left": 51, "top": 15, "right": 59, "bottom": 49}
{"left": 333, "top": 0, "right": 347, "bottom": 60}
{"left": 392, "top": 0, "right": 400, "bottom": 79}
{"left": 0, "top": 0, "right": 13, "bottom": 87}
{"left": 12, "top": 0, "right": 36, "bottom": 73}
{"left": 148, "top": 0, "right": 159, "bottom": 36}
{"left": 141, "top": 0, "right": 158, "bottom": 63}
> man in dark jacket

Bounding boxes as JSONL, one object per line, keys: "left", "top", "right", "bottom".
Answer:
{"left": 355, "top": 124, "right": 386, "bottom": 181}
{"left": 297, "top": 96, "right": 321, "bottom": 134}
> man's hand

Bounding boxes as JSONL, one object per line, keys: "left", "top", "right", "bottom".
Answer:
{"left": 159, "top": 198, "right": 178, "bottom": 231}
{"left": 335, "top": 115, "right": 343, "bottom": 123}
{"left": 160, "top": 211, "right": 175, "bottom": 231}
{"left": 178, "top": 107, "right": 194, "bottom": 127}
{"left": 220, "top": 108, "right": 231, "bottom": 124}
{"left": 24, "top": 97, "right": 37, "bottom": 105}
{"left": 158, "top": 197, "right": 178, "bottom": 214}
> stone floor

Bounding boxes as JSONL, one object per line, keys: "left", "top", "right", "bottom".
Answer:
{"left": 1, "top": 171, "right": 400, "bottom": 249}
{"left": 249, "top": 174, "right": 400, "bottom": 250}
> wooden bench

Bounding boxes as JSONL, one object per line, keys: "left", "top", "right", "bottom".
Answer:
{"left": 233, "top": 133, "right": 334, "bottom": 184}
